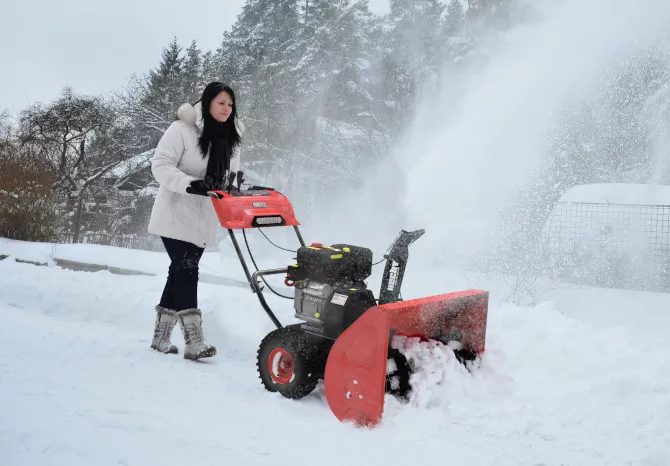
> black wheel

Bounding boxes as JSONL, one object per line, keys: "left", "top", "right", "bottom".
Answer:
{"left": 385, "top": 348, "right": 412, "bottom": 400}
{"left": 256, "top": 324, "right": 328, "bottom": 399}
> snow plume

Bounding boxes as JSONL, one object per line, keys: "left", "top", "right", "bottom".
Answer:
{"left": 644, "top": 71, "right": 670, "bottom": 184}
{"left": 315, "top": 0, "right": 670, "bottom": 286}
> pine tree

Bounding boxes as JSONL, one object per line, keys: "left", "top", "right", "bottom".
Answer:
{"left": 117, "top": 37, "right": 189, "bottom": 148}
{"left": 466, "top": 0, "right": 512, "bottom": 30}
{"left": 142, "top": 37, "right": 185, "bottom": 122}
{"left": 201, "top": 50, "right": 218, "bottom": 83}
{"left": 115, "top": 38, "right": 192, "bottom": 158}
{"left": 216, "top": 0, "right": 300, "bottom": 90}
{"left": 372, "top": 0, "right": 445, "bottom": 134}
{"left": 444, "top": 0, "right": 465, "bottom": 36}
{"left": 182, "top": 40, "right": 203, "bottom": 103}
{"left": 386, "top": 0, "right": 445, "bottom": 85}
{"left": 270, "top": 0, "right": 386, "bottom": 203}
{"left": 213, "top": 0, "right": 302, "bottom": 158}
{"left": 294, "top": 0, "right": 375, "bottom": 127}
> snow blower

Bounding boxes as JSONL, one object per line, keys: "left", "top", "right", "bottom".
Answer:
{"left": 208, "top": 172, "right": 489, "bottom": 426}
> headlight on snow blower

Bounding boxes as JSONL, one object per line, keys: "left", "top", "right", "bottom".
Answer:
{"left": 252, "top": 215, "right": 285, "bottom": 227}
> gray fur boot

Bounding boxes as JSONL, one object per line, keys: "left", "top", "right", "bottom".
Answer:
{"left": 151, "top": 305, "right": 178, "bottom": 354}
{"left": 177, "top": 308, "right": 217, "bottom": 360}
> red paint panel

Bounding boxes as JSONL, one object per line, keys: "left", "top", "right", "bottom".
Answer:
{"left": 324, "top": 289, "right": 489, "bottom": 426}
{"left": 210, "top": 189, "right": 300, "bottom": 229}
{"left": 324, "top": 308, "right": 390, "bottom": 426}
{"left": 384, "top": 290, "right": 489, "bottom": 353}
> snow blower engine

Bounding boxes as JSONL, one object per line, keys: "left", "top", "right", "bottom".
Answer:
{"left": 207, "top": 173, "right": 489, "bottom": 426}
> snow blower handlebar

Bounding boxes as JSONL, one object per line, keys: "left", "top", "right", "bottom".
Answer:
{"left": 207, "top": 171, "right": 246, "bottom": 199}
{"left": 250, "top": 267, "right": 288, "bottom": 329}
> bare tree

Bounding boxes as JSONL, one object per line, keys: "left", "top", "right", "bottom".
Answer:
{"left": 0, "top": 109, "right": 11, "bottom": 147}
{"left": 17, "top": 88, "right": 128, "bottom": 242}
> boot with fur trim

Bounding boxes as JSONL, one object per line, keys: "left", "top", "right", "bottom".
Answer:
{"left": 177, "top": 308, "right": 216, "bottom": 360}
{"left": 151, "top": 305, "right": 178, "bottom": 354}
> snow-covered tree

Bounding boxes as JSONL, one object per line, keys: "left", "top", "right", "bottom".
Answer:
{"left": 215, "top": 0, "right": 300, "bottom": 88}
{"left": 294, "top": 0, "right": 375, "bottom": 127}
{"left": 466, "top": 0, "right": 513, "bottom": 30}
{"left": 17, "top": 88, "right": 126, "bottom": 242}
{"left": 387, "top": 0, "right": 445, "bottom": 80}
{"left": 369, "top": 0, "right": 445, "bottom": 136}
{"left": 0, "top": 109, "right": 11, "bottom": 150}
{"left": 182, "top": 40, "right": 204, "bottom": 103}
{"left": 117, "top": 38, "right": 195, "bottom": 152}
{"left": 201, "top": 50, "right": 219, "bottom": 84}
{"left": 142, "top": 38, "right": 185, "bottom": 122}
{"left": 444, "top": 0, "right": 465, "bottom": 36}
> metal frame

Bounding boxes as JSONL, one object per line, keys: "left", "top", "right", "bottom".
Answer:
{"left": 227, "top": 225, "right": 306, "bottom": 329}
{"left": 543, "top": 201, "right": 670, "bottom": 292}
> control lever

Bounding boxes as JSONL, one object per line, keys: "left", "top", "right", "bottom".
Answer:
{"left": 226, "top": 171, "right": 237, "bottom": 193}
{"left": 207, "top": 190, "right": 223, "bottom": 199}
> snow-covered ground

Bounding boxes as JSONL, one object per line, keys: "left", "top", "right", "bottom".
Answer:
{"left": 1, "top": 239, "right": 669, "bottom": 465}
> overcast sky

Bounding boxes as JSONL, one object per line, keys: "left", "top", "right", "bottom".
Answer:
{"left": 1, "top": 0, "right": 389, "bottom": 118}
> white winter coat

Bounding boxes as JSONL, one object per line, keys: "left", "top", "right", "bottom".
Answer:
{"left": 147, "top": 102, "right": 244, "bottom": 248}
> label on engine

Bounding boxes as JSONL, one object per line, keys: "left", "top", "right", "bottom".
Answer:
{"left": 330, "top": 293, "right": 348, "bottom": 306}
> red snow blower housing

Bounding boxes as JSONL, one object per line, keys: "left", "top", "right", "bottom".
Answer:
{"left": 208, "top": 172, "right": 489, "bottom": 426}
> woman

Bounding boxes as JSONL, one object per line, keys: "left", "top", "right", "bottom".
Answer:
{"left": 147, "top": 82, "right": 244, "bottom": 360}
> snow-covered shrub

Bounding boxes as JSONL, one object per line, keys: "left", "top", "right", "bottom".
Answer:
{"left": 0, "top": 148, "right": 63, "bottom": 241}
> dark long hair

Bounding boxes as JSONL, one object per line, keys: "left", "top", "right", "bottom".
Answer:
{"left": 197, "top": 82, "right": 242, "bottom": 157}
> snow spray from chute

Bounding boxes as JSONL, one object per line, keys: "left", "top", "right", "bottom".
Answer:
{"left": 312, "top": 0, "right": 670, "bottom": 276}
{"left": 406, "top": 0, "right": 670, "bottom": 268}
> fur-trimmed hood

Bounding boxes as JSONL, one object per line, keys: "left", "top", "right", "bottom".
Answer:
{"left": 176, "top": 101, "right": 245, "bottom": 135}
